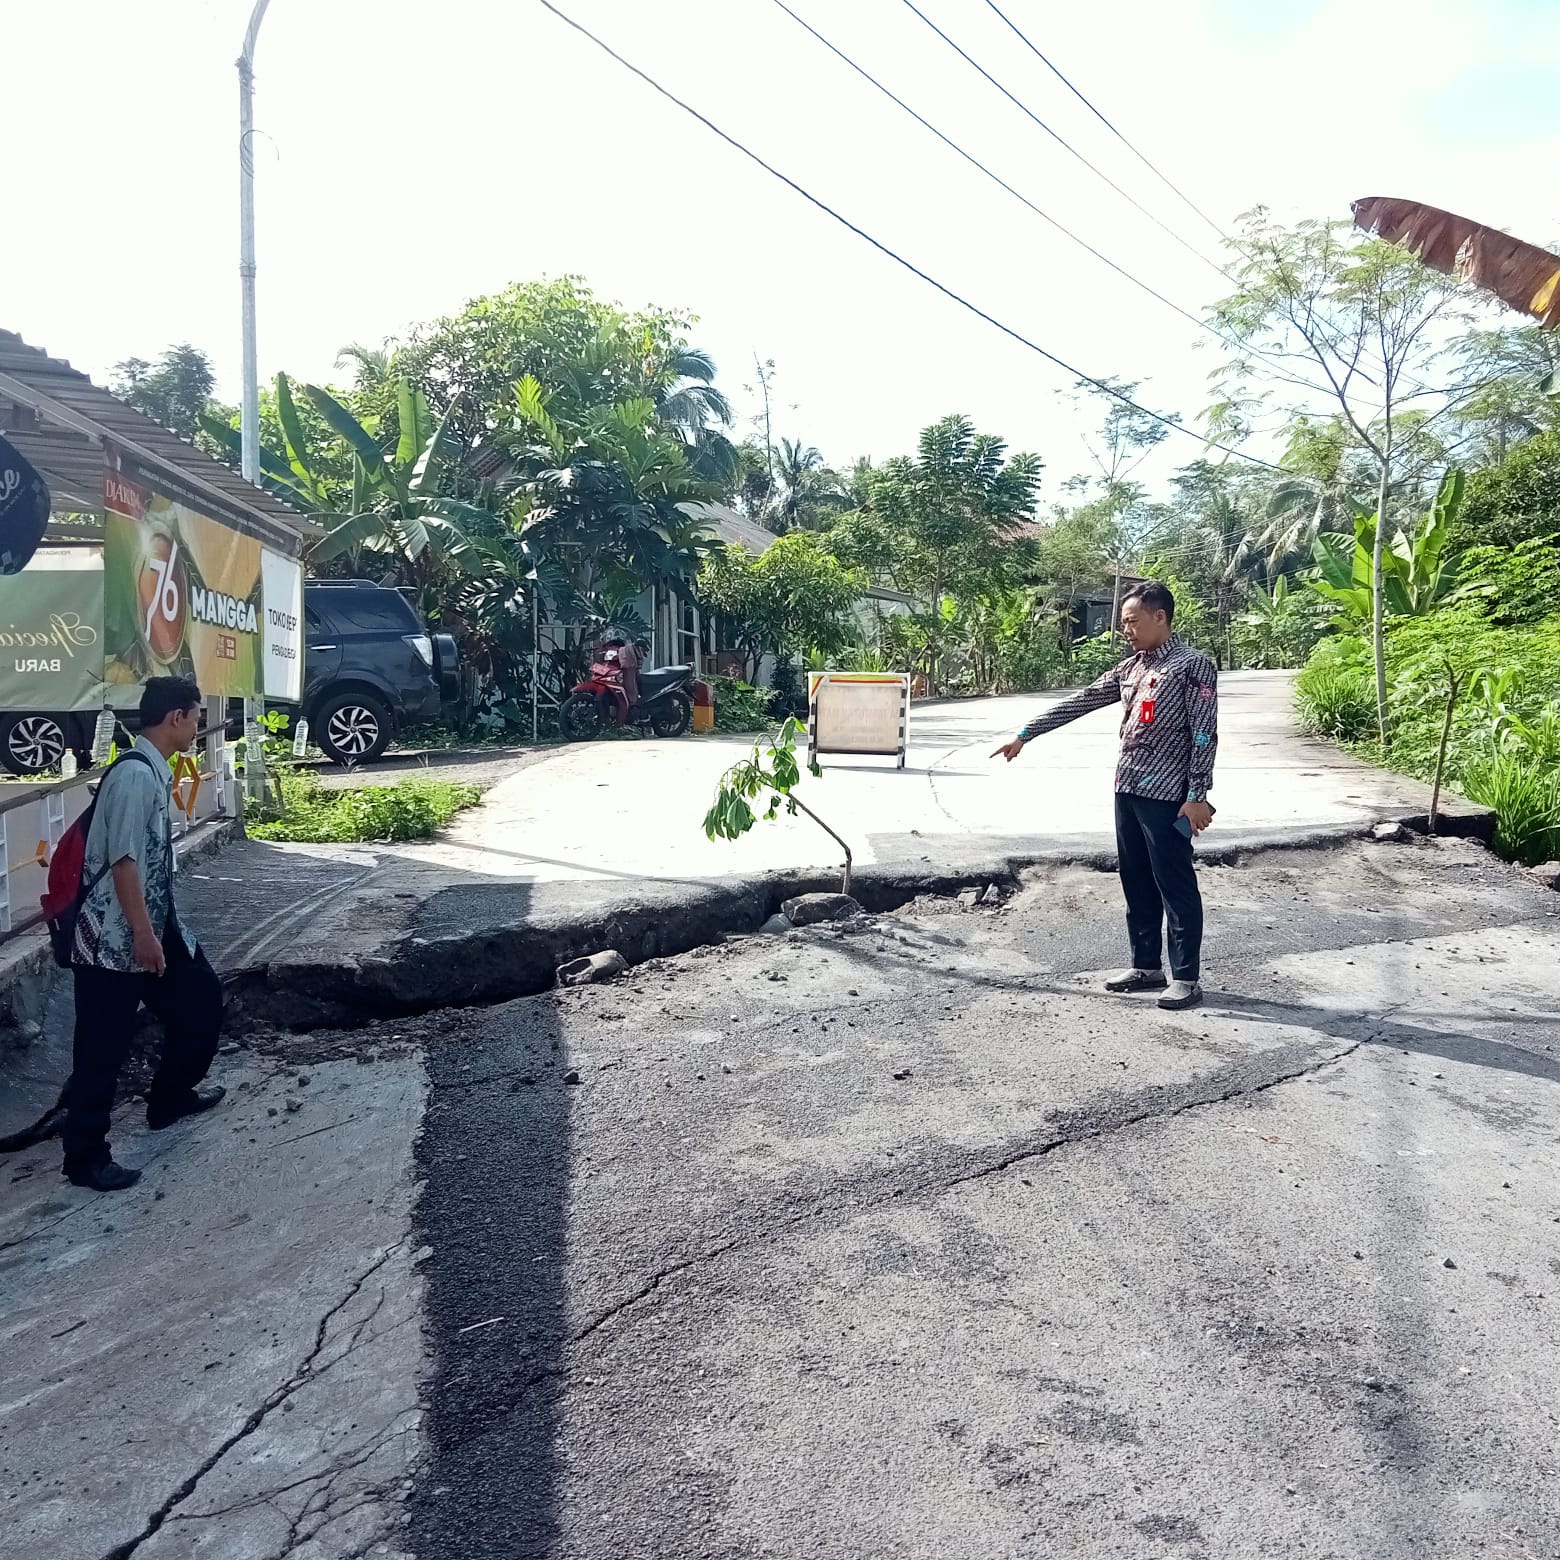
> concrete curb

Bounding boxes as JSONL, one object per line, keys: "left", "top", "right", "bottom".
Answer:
{"left": 233, "top": 806, "right": 1496, "bottom": 1026}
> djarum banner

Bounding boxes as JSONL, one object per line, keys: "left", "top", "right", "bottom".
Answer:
{"left": 102, "top": 467, "right": 264, "bottom": 699}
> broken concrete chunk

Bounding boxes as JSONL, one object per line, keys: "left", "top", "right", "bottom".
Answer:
{"left": 557, "top": 949, "right": 629, "bottom": 987}
{"left": 980, "top": 884, "right": 1002, "bottom": 905}
{"left": 1371, "top": 820, "right": 1411, "bottom": 843}
{"left": 1527, "top": 861, "right": 1560, "bottom": 891}
{"left": 759, "top": 913, "right": 793, "bottom": 935}
{"left": 781, "top": 892, "right": 862, "bottom": 926}
{"left": 956, "top": 887, "right": 981, "bottom": 909}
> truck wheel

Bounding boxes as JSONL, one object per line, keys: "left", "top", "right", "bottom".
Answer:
{"left": 315, "top": 692, "right": 392, "bottom": 765}
{"left": 0, "top": 713, "right": 70, "bottom": 775}
{"left": 559, "top": 693, "right": 602, "bottom": 742}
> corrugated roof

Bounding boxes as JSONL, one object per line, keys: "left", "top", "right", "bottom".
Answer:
{"left": 686, "top": 501, "right": 778, "bottom": 555}
{"left": 0, "top": 329, "right": 312, "bottom": 556}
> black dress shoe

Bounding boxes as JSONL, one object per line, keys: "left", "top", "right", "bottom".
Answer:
{"left": 147, "top": 1084, "right": 227, "bottom": 1131}
{"left": 65, "top": 1159, "right": 142, "bottom": 1192}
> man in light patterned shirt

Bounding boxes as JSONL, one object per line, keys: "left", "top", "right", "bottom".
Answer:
{"left": 993, "top": 581, "right": 1218, "bottom": 1010}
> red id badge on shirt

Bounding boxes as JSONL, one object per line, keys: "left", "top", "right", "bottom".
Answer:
{"left": 1139, "top": 676, "right": 1157, "bottom": 725}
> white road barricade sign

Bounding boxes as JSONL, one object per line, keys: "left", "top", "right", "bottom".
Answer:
{"left": 807, "top": 671, "right": 911, "bottom": 770}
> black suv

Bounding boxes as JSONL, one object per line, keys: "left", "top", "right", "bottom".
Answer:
{"left": 0, "top": 579, "right": 457, "bottom": 774}
{"left": 288, "top": 579, "right": 458, "bottom": 764}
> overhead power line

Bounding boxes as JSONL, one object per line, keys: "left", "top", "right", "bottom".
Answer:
{"left": 534, "top": 0, "right": 1287, "bottom": 475}
{"left": 770, "top": 5, "right": 1209, "bottom": 342}
{"left": 894, "top": 0, "right": 1229, "bottom": 280}
{"left": 980, "top": 0, "right": 1229, "bottom": 246}
{"left": 771, "top": 0, "right": 1332, "bottom": 400}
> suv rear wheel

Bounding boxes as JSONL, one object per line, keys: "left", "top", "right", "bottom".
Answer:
{"left": 315, "top": 691, "right": 392, "bottom": 766}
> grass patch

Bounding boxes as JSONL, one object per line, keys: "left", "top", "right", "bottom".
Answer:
{"left": 247, "top": 768, "right": 480, "bottom": 843}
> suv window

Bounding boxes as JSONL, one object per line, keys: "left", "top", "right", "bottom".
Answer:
{"left": 306, "top": 587, "right": 418, "bottom": 635}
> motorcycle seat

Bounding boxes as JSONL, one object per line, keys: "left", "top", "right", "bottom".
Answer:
{"left": 638, "top": 665, "right": 692, "bottom": 693}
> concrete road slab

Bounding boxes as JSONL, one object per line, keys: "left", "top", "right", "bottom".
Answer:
{"left": 0, "top": 1052, "right": 427, "bottom": 1560}
{"left": 353, "top": 675, "right": 1475, "bottom": 889}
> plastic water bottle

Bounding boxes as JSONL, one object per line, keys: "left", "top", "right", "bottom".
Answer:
{"left": 90, "top": 708, "right": 116, "bottom": 765}
{"left": 292, "top": 718, "right": 310, "bottom": 758}
{"left": 61, "top": 751, "right": 77, "bottom": 779}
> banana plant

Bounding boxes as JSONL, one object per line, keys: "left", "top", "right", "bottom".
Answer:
{"left": 304, "top": 379, "right": 497, "bottom": 567}
{"left": 205, "top": 374, "right": 498, "bottom": 569}
{"left": 1308, "top": 468, "right": 1472, "bottom": 619}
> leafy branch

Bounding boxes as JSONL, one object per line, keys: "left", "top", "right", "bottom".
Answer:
{"left": 702, "top": 717, "right": 853, "bottom": 894}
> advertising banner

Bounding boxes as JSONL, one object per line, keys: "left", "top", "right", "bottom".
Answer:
{"left": 260, "top": 548, "right": 304, "bottom": 702}
{"left": 0, "top": 548, "right": 106, "bottom": 710}
{"left": 103, "top": 469, "right": 263, "bottom": 698}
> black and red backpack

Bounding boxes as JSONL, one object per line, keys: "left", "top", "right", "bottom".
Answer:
{"left": 41, "top": 750, "right": 158, "bottom": 968}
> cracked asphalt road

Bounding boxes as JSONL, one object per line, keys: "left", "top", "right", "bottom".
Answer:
{"left": 408, "top": 838, "right": 1560, "bottom": 1560}
{"left": 5, "top": 836, "right": 1558, "bottom": 1560}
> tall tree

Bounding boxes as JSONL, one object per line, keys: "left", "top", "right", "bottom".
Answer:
{"left": 865, "top": 415, "right": 1043, "bottom": 690}
{"left": 383, "top": 277, "right": 738, "bottom": 493}
{"left": 697, "top": 532, "right": 864, "bottom": 679}
{"left": 1208, "top": 210, "right": 1485, "bottom": 739}
{"left": 113, "top": 344, "right": 218, "bottom": 440}
{"left": 1066, "top": 377, "right": 1178, "bottom": 627}
{"left": 1444, "top": 325, "right": 1560, "bottom": 466}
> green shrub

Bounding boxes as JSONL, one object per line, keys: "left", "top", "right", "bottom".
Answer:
{"left": 1379, "top": 608, "right": 1560, "bottom": 782}
{"left": 1295, "top": 605, "right": 1560, "bottom": 863}
{"left": 1068, "top": 633, "right": 1124, "bottom": 685}
{"left": 247, "top": 769, "right": 479, "bottom": 843}
{"left": 1295, "top": 637, "right": 1376, "bottom": 741}
{"left": 1460, "top": 751, "right": 1560, "bottom": 866}
{"left": 1457, "top": 536, "right": 1560, "bottom": 626}
{"left": 709, "top": 675, "right": 776, "bottom": 733}
{"left": 998, "top": 634, "right": 1067, "bottom": 693}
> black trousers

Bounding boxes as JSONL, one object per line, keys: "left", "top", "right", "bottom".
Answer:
{"left": 62, "top": 931, "right": 223, "bottom": 1173}
{"left": 1114, "top": 793, "right": 1204, "bottom": 982}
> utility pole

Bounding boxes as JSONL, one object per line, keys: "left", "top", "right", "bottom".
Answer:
{"left": 238, "top": 1, "right": 272, "bottom": 805}
{"left": 238, "top": 0, "right": 272, "bottom": 485}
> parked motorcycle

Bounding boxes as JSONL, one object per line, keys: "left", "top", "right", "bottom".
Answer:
{"left": 559, "top": 651, "right": 696, "bottom": 740}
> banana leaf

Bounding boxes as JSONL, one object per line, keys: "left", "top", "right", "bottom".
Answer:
{"left": 1352, "top": 197, "right": 1560, "bottom": 329}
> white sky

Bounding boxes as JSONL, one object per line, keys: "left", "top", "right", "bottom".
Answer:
{"left": 3, "top": 0, "right": 1556, "bottom": 500}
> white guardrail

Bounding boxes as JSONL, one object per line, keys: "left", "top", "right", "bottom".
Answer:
{"left": 0, "top": 729, "right": 235, "bottom": 940}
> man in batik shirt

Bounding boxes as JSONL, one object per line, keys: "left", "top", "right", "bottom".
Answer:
{"left": 62, "top": 676, "right": 226, "bottom": 1190}
{"left": 993, "top": 581, "right": 1218, "bottom": 1010}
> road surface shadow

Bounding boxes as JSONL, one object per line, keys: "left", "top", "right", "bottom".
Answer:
{"left": 410, "top": 973, "right": 571, "bottom": 1558}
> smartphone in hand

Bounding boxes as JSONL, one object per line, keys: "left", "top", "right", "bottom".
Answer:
{"left": 1175, "top": 803, "right": 1217, "bottom": 839}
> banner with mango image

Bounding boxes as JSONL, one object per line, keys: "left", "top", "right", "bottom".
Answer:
{"left": 102, "top": 467, "right": 263, "bottom": 698}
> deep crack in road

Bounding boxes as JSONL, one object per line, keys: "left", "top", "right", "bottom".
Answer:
{"left": 406, "top": 837, "right": 1560, "bottom": 1560}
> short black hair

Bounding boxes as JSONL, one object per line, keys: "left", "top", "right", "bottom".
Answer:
{"left": 1122, "top": 580, "right": 1175, "bottom": 623}
{"left": 140, "top": 675, "right": 202, "bottom": 729}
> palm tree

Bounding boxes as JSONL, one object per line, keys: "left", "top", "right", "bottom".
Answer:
{"left": 334, "top": 342, "right": 395, "bottom": 394}
{"left": 506, "top": 375, "right": 721, "bottom": 613}
{"left": 769, "top": 438, "right": 849, "bottom": 532}
{"left": 1230, "top": 416, "right": 1374, "bottom": 578}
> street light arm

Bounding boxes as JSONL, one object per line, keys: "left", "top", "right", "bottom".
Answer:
{"left": 240, "top": 0, "right": 272, "bottom": 70}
